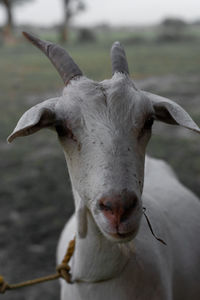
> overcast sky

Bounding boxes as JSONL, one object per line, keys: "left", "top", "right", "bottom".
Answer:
{"left": 0, "top": 0, "right": 199, "bottom": 27}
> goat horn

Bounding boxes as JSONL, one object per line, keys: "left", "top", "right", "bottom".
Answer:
{"left": 22, "top": 32, "right": 83, "bottom": 85}
{"left": 110, "top": 41, "right": 129, "bottom": 75}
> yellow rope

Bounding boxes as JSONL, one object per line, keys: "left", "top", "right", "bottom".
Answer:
{"left": 0, "top": 237, "right": 75, "bottom": 294}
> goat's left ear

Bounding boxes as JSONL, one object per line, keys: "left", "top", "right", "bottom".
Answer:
{"left": 143, "top": 91, "right": 200, "bottom": 134}
{"left": 7, "top": 98, "right": 58, "bottom": 143}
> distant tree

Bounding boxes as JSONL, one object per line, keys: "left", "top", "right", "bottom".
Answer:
{"left": 61, "top": 0, "right": 85, "bottom": 42}
{"left": 77, "top": 28, "right": 96, "bottom": 43}
{"left": 0, "top": 0, "right": 33, "bottom": 42}
{"left": 162, "top": 17, "right": 187, "bottom": 30}
{"left": 160, "top": 17, "right": 188, "bottom": 42}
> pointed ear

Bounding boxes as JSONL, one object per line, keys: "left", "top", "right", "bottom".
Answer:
{"left": 143, "top": 91, "right": 200, "bottom": 134}
{"left": 7, "top": 98, "right": 59, "bottom": 143}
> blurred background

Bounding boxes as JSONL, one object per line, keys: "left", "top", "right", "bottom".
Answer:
{"left": 0, "top": 0, "right": 200, "bottom": 299}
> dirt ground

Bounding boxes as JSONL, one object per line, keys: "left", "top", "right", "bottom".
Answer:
{"left": 0, "top": 75, "right": 200, "bottom": 299}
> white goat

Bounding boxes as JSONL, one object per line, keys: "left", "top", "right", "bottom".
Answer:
{"left": 8, "top": 32, "right": 200, "bottom": 300}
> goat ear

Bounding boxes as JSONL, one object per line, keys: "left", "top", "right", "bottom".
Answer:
{"left": 7, "top": 98, "right": 58, "bottom": 143}
{"left": 143, "top": 91, "right": 200, "bottom": 134}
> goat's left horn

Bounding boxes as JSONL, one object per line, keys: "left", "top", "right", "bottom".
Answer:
{"left": 22, "top": 32, "right": 83, "bottom": 85}
{"left": 110, "top": 41, "right": 129, "bottom": 75}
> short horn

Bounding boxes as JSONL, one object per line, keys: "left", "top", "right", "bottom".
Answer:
{"left": 22, "top": 31, "right": 83, "bottom": 85}
{"left": 110, "top": 41, "right": 129, "bottom": 75}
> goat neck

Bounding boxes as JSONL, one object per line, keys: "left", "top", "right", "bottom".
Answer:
{"left": 71, "top": 189, "right": 130, "bottom": 283}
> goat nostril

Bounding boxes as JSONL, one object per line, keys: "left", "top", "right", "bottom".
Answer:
{"left": 124, "top": 197, "right": 138, "bottom": 212}
{"left": 120, "top": 199, "right": 138, "bottom": 222}
{"left": 99, "top": 201, "right": 113, "bottom": 212}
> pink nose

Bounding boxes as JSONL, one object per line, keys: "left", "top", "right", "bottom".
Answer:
{"left": 99, "top": 191, "right": 138, "bottom": 227}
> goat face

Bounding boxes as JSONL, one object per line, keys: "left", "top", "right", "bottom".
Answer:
{"left": 8, "top": 33, "right": 200, "bottom": 243}
{"left": 55, "top": 75, "right": 154, "bottom": 242}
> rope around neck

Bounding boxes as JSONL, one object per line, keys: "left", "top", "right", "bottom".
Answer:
{"left": 0, "top": 237, "right": 75, "bottom": 294}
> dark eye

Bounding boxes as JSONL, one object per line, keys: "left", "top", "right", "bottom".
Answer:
{"left": 138, "top": 116, "right": 154, "bottom": 140}
{"left": 55, "top": 124, "right": 67, "bottom": 137}
{"left": 55, "top": 123, "right": 76, "bottom": 141}
{"left": 143, "top": 117, "right": 154, "bottom": 130}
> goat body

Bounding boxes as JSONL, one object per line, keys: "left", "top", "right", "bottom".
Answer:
{"left": 57, "top": 156, "right": 200, "bottom": 300}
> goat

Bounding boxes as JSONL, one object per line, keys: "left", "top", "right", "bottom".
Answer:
{"left": 8, "top": 32, "right": 200, "bottom": 300}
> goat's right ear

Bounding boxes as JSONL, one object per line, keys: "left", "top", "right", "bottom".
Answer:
{"left": 143, "top": 91, "right": 200, "bottom": 134}
{"left": 7, "top": 98, "right": 58, "bottom": 143}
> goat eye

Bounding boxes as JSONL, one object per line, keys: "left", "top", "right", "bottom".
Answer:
{"left": 55, "top": 124, "right": 76, "bottom": 141}
{"left": 55, "top": 124, "right": 67, "bottom": 137}
{"left": 138, "top": 116, "right": 154, "bottom": 140}
{"left": 144, "top": 117, "right": 154, "bottom": 130}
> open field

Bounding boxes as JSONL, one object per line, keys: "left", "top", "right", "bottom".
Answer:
{"left": 0, "top": 31, "right": 200, "bottom": 299}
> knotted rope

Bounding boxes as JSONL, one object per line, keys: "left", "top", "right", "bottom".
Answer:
{"left": 0, "top": 237, "right": 75, "bottom": 294}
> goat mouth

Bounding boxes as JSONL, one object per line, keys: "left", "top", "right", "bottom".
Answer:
{"left": 114, "top": 232, "right": 133, "bottom": 239}
{"left": 104, "top": 229, "right": 136, "bottom": 241}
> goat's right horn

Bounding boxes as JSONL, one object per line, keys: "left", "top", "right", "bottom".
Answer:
{"left": 110, "top": 41, "right": 129, "bottom": 75}
{"left": 22, "top": 32, "right": 83, "bottom": 85}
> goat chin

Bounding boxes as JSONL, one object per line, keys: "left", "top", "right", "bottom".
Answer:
{"left": 95, "top": 218, "right": 141, "bottom": 243}
{"left": 101, "top": 229, "right": 138, "bottom": 243}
